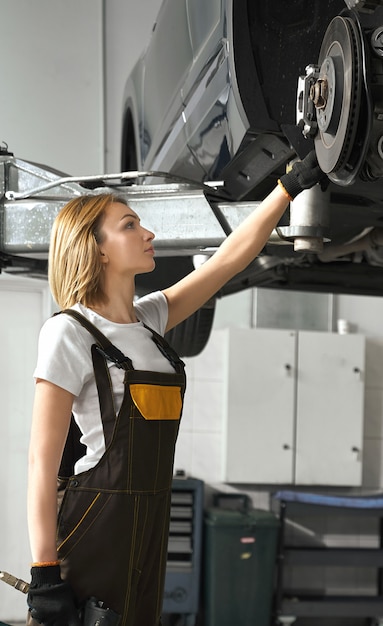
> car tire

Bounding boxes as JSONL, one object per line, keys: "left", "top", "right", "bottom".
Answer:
{"left": 136, "top": 257, "right": 217, "bottom": 357}
{"left": 121, "top": 108, "right": 138, "bottom": 171}
{"left": 165, "top": 298, "right": 216, "bottom": 357}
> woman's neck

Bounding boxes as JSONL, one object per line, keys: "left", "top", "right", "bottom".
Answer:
{"left": 88, "top": 302, "right": 138, "bottom": 324}
{"left": 90, "top": 276, "right": 138, "bottom": 323}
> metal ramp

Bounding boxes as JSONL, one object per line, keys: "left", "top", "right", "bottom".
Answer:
{"left": 0, "top": 153, "right": 265, "bottom": 263}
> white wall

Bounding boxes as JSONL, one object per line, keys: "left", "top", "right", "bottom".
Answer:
{"left": 0, "top": 276, "right": 54, "bottom": 620}
{"left": 1, "top": 0, "right": 104, "bottom": 175}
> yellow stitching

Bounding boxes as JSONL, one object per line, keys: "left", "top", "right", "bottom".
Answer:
{"left": 123, "top": 495, "right": 140, "bottom": 621}
{"left": 156, "top": 489, "right": 172, "bottom": 610}
{"left": 57, "top": 492, "right": 101, "bottom": 552}
{"left": 154, "top": 421, "right": 161, "bottom": 491}
{"left": 136, "top": 496, "right": 149, "bottom": 565}
{"left": 59, "top": 494, "right": 113, "bottom": 559}
{"left": 61, "top": 486, "right": 172, "bottom": 495}
{"left": 127, "top": 403, "right": 134, "bottom": 492}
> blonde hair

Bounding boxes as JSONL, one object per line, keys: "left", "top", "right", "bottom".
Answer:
{"left": 48, "top": 193, "right": 127, "bottom": 309}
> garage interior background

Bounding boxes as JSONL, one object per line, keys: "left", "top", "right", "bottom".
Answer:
{"left": 2, "top": 0, "right": 383, "bottom": 622}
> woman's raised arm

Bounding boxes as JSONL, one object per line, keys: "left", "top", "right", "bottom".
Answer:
{"left": 164, "top": 151, "right": 326, "bottom": 331}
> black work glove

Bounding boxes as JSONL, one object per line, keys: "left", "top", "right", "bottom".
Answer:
{"left": 27, "top": 565, "right": 81, "bottom": 626}
{"left": 279, "top": 150, "right": 328, "bottom": 200}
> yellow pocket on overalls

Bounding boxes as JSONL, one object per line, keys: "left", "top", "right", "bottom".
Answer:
{"left": 130, "top": 384, "right": 182, "bottom": 420}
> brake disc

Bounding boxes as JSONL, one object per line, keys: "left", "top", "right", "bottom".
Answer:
{"left": 314, "top": 14, "right": 367, "bottom": 185}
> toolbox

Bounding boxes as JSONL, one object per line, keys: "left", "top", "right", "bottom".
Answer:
{"left": 203, "top": 493, "right": 279, "bottom": 626}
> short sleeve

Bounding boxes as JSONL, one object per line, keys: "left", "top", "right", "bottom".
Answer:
{"left": 134, "top": 291, "right": 169, "bottom": 335}
{"left": 34, "top": 314, "right": 95, "bottom": 396}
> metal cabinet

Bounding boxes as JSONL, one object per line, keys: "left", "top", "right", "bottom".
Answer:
{"left": 222, "top": 328, "right": 365, "bottom": 485}
{"left": 162, "top": 477, "right": 204, "bottom": 625}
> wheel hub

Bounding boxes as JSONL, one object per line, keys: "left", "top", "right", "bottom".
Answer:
{"left": 297, "top": 9, "right": 383, "bottom": 185}
{"left": 315, "top": 14, "right": 365, "bottom": 184}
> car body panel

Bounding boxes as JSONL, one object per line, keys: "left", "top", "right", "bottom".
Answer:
{"left": 122, "top": 0, "right": 347, "bottom": 181}
{"left": 122, "top": 0, "right": 250, "bottom": 178}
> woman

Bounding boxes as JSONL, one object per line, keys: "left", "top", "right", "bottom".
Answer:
{"left": 26, "top": 151, "right": 325, "bottom": 626}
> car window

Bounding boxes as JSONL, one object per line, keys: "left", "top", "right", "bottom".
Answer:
{"left": 186, "top": 0, "right": 221, "bottom": 56}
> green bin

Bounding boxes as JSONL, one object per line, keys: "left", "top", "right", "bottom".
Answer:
{"left": 203, "top": 493, "right": 280, "bottom": 626}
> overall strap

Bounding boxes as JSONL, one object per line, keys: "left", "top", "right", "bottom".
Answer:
{"left": 58, "top": 309, "right": 130, "bottom": 456}
{"left": 58, "top": 309, "right": 134, "bottom": 370}
{"left": 143, "top": 323, "right": 185, "bottom": 374}
{"left": 59, "top": 309, "right": 184, "bottom": 373}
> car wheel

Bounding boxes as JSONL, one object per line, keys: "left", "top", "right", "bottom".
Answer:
{"left": 165, "top": 298, "right": 216, "bottom": 358}
{"left": 136, "top": 257, "right": 217, "bottom": 357}
{"left": 121, "top": 108, "right": 138, "bottom": 171}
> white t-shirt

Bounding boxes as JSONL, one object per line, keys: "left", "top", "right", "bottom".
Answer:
{"left": 34, "top": 291, "right": 176, "bottom": 474}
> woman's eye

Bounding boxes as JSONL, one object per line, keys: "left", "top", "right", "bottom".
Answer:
{"left": 125, "top": 221, "right": 134, "bottom": 229}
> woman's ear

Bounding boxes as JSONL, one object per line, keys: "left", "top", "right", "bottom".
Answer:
{"left": 99, "top": 249, "right": 108, "bottom": 264}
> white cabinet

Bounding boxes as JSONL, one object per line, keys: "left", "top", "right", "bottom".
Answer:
{"left": 221, "top": 328, "right": 365, "bottom": 486}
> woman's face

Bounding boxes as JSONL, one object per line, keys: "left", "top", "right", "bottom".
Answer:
{"left": 97, "top": 202, "right": 155, "bottom": 276}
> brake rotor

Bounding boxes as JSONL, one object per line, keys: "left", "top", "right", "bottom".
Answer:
{"left": 314, "top": 14, "right": 365, "bottom": 185}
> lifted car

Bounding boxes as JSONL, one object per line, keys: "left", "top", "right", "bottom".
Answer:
{"left": 3, "top": 0, "right": 383, "bottom": 356}
{"left": 121, "top": 0, "right": 383, "bottom": 297}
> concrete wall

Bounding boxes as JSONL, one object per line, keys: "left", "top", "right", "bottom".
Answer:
{"left": 1, "top": 0, "right": 104, "bottom": 175}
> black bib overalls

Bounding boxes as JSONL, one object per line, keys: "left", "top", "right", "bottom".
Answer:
{"left": 32, "top": 310, "right": 186, "bottom": 626}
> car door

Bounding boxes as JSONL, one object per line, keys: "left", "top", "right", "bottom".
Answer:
{"left": 182, "top": 0, "right": 240, "bottom": 179}
{"left": 141, "top": 0, "right": 193, "bottom": 171}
